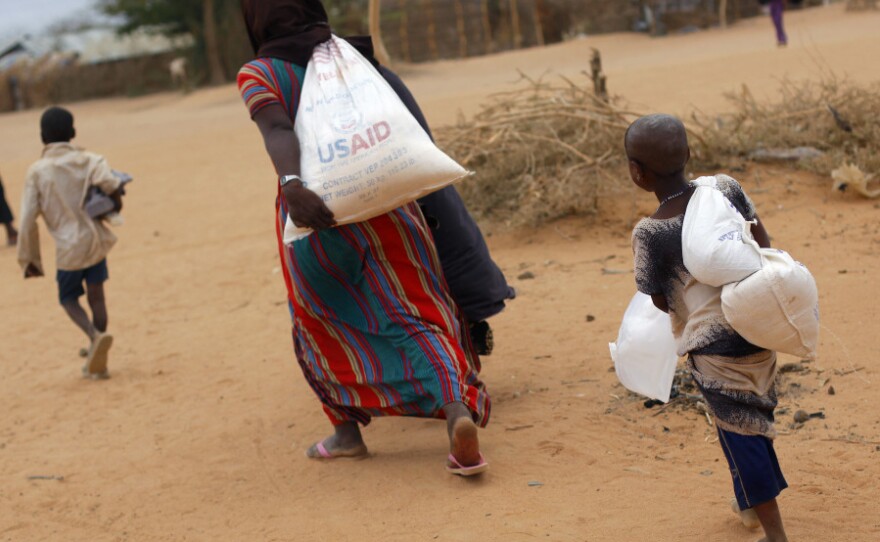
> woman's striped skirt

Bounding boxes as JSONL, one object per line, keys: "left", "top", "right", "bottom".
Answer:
{"left": 275, "top": 196, "right": 490, "bottom": 427}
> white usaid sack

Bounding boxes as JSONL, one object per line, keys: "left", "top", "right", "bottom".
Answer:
{"left": 721, "top": 248, "right": 820, "bottom": 359}
{"left": 681, "top": 176, "right": 763, "bottom": 287}
{"left": 288, "top": 36, "right": 470, "bottom": 242}
{"left": 609, "top": 293, "right": 679, "bottom": 402}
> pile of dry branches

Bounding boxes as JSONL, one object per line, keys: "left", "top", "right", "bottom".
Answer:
{"left": 438, "top": 74, "right": 880, "bottom": 225}
{"left": 436, "top": 72, "right": 635, "bottom": 225}
{"left": 691, "top": 76, "right": 880, "bottom": 177}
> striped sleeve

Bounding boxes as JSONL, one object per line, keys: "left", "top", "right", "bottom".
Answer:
{"left": 237, "top": 60, "right": 280, "bottom": 118}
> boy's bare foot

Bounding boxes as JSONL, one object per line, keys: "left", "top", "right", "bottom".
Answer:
{"left": 83, "top": 333, "right": 113, "bottom": 379}
{"left": 305, "top": 421, "right": 368, "bottom": 459}
{"left": 4, "top": 225, "right": 16, "bottom": 246}
{"left": 731, "top": 498, "right": 761, "bottom": 529}
{"left": 753, "top": 498, "right": 789, "bottom": 542}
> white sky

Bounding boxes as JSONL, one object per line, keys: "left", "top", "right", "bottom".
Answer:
{"left": 0, "top": 0, "right": 99, "bottom": 42}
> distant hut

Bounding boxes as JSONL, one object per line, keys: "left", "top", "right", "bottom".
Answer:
{"left": 377, "top": 0, "right": 765, "bottom": 63}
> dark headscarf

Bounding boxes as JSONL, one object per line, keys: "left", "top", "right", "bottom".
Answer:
{"left": 241, "top": 0, "right": 378, "bottom": 67}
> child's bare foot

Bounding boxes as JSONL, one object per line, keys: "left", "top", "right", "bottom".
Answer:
{"left": 731, "top": 498, "right": 761, "bottom": 529}
{"left": 753, "top": 498, "right": 789, "bottom": 542}
{"left": 4, "top": 225, "right": 16, "bottom": 246}
{"left": 83, "top": 333, "right": 113, "bottom": 379}
{"left": 305, "top": 421, "right": 368, "bottom": 459}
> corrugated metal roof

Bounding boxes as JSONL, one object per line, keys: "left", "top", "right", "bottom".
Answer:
{"left": 1, "top": 27, "right": 191, "bottom": 68}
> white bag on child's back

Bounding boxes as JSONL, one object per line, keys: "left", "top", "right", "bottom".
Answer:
{"left": 609, "top": 293, "right": 679, "bottom": 402}
{"left": 681, "top": 176, "right": 763, "bottom": 287}
{"left": 722, "top": 248, "right": 820, "bottom": 359}
{"left": 288, "top": 36, "right": 470, "bottom": 242}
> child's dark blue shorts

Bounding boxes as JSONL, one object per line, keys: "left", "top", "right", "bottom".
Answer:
{"left": 56, "top": 259, "right": 109, "bottom": 304}
{"left": 717, "top": 427, "right": 788, "bottom": 510}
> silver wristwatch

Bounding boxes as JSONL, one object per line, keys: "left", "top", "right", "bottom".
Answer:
{"left": 279, "top": 174, "right": 303, "bottom": 188}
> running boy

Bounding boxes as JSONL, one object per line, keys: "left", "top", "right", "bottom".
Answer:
{"left": 18, "top": 107, "right": 123, "bottom": 379}
{"left": 626, "top": 114, "right": 788, "bottom": 542}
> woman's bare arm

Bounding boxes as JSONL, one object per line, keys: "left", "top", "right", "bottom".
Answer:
{"left": 253, "top": 104, "right": 336, "bottom": 231}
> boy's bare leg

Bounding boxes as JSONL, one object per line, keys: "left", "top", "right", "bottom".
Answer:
{"left": 62, "top": 300, "right": 97, "bottom": 341}
{"left": 3, "top": 223, "right": 16, "bottom": 246}
{"left": 86, "top": 283, "right": 108, "bottom": 333}
{"left": 443, "top": 401, "right": 481, "bottom": 466}
{"left": 753, "top": 498, "right": 788, "bottom": 542}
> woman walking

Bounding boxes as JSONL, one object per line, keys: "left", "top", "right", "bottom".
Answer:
{"left": 770, "top": 0, "right": 788, "bottom": 47}
{"left": 237, "top": 0, "right": 489, "bottom": 475}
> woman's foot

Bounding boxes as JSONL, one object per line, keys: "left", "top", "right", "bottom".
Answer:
{"left": 443, "top": 402, "right": 488, "bottom": 476}
{"left": 305, "top": 421, "right": 368, "bottom": 459}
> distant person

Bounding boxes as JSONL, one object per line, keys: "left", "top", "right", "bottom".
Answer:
{"left": 238, "top": 0, "right": 490, "bottom": 475}
{"left": 770, "top": 0, "right": 788, "bottom": 46}
{"left": 626, "top": 115, "right": 789, "bottom": 541}
{"left": 0, "top": 173, "right": 18, "bottom": 246}
{"left": 18, "top": 107, "right": 123, "bottom": 379}
{"left": 169, "top": 57, "right": 189, "bottom": 91}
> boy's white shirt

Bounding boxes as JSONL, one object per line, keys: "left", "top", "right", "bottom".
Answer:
{"left": 18, "top": 143, "right": 121, "bottom": 273}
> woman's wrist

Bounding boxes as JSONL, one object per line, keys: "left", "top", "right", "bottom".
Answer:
{"left": 279, "top": 174, "right": 303, "bottom": 188}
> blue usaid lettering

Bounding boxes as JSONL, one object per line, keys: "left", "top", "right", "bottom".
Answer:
{"left": 318, "top": 121, "right": 392, "bottom": 164}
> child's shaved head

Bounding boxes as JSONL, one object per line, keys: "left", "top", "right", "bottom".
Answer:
{"left": 41, "top": 107, "right": 75, "bottom": 145}
{"left": 625, "top": 114, "right": 689, "bottom": 177}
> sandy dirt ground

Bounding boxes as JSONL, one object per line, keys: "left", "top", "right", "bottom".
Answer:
{"left": 1, "top": 4, "right": 878, "bottom": 541}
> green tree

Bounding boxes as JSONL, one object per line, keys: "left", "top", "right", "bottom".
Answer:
{"left": 100, "top": 0, "right": 235, "bottom": 85}
{"left": 101, "top": 0, "right": 373, "bottom": 85}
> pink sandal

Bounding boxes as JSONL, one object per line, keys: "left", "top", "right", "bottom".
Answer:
{"left": 446, "top": 453, "right": 489, "bottom": 476}
{"left": 306, "top": 440, "right": 368, "bottom": 460}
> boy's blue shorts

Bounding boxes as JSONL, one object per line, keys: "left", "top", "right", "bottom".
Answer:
{"left": 57, "top": 259, "right": 108, "bottom": 304}
{"left": 717, "top": 427, "right": 788, "bottom": 510}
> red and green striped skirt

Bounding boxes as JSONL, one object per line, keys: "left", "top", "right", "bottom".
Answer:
{"left": 275, "top": 196, "right": 490, "bottom": 427}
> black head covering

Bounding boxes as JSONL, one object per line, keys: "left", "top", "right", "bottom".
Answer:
{"left": 241, "top": 0, "right": 378, "bottom": 67}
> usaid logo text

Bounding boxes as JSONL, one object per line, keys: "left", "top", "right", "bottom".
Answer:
{"left": 318, "top": 122, "right": 392, "bottom": 164}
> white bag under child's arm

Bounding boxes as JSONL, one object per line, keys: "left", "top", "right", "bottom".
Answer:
{"left": 722, "top": 248, "right": 820, "bottom": 359}
{"left": 609, "top": 292, "right": 679, "bottom": 403}
{"left": 681, "top": 176, "right": 763, "bottom": 287}
{"left": 289, "top": 36, "right": 470, "bottom": 242}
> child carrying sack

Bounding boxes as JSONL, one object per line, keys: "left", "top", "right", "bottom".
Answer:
{"left": 681, "top": 176, "right": 762, "bottom": 287}
{"left": 288, "top": 36, "right": 470, "bottom": 242}
{"left": 609, "top": 292, "right": 679, "bottom": 402}
{"left": 721, "top": 248, "right": 820, "bottom": 359}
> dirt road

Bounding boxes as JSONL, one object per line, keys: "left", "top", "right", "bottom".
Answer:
{"left": 1, "top": 4, "right": 878, "bottom": 541}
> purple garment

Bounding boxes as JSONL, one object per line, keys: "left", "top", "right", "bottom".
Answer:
{"left": 770, "top": 0, "right": 787, "bottom": 45}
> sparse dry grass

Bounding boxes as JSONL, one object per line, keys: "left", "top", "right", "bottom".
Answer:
{"left": 439, "top": 74, "right": 880, "bottom": 225}
{"left": 437, "top": 72, "right": 636, "bottom": 225}
{"left": 690, "top": 76, "right": 880, "bottom": 177}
